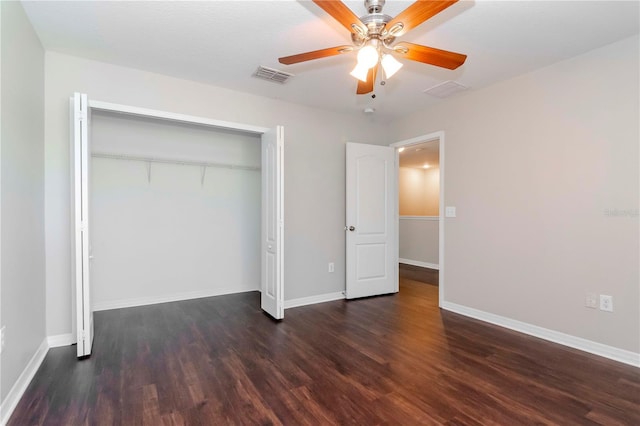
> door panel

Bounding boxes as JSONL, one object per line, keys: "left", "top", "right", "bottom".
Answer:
{"left": 261, "top": 127, "right": 284, "bottom": 319}
{"left": 346, "top": 142, "right": 397, "bottom": 299}
{"left": 72, "top": 92, "right": 94, "bottom": 357}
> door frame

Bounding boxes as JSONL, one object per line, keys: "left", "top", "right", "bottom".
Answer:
{"left": 71, "top": 98, "right": 285, "bottom": 343}
{"left": 390, "top": 131, "right": 445, "bottom": 306}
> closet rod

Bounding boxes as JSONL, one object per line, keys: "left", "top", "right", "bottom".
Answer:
{"left": 91, "top": 152, "right": 261, "bottom": 172}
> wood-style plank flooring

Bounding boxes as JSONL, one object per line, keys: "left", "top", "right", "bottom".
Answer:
{"left": 399, "top": 263, "right": 439, "bottom": 286}
{"left": 9, "top": 269, "right": 639, "bottom": 425}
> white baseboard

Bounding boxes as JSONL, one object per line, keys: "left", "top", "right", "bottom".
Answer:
{"left": 399, "top": 258, "right": 439, "bottom": 270}
{"left": 47, "top": 333, "right": 74, "bottom": 348}
{"left": 441, "top": 301, "right": 640, "bottom": 368}
{"left": 285, "top": 292, "right": 345, "bottom": 309}
{"left": 0, "top": 338, "right": 49, "bottom": 425}
{"left": 93, "top": 285, "right": 259, "bottom": 312}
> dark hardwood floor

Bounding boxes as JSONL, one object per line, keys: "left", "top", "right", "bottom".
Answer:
{"left": 399, "top": 263, "right": 439, "bottom": 286}
{"left": 9, "top": 273, "right": 639, "bottom": 425}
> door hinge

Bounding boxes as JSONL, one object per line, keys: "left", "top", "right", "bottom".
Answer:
{"left": 79, "top": 222, "right": 88, "bottom": 232}
{"left": 79, "top": 330, "right": 85, "bottom": 341}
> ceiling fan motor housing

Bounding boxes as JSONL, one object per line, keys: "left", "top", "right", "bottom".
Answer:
{"left": 360, "top": 13, "right": 392, "bottom": 36}
{"left": 358, "top": 0, "right": 395, "bottom": 47}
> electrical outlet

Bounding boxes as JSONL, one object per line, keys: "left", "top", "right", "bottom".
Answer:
{"left": 1, "top": 326, "right": 5, "bottom": 355}
{"left": 585, "top": 293, "right": 598, "bottom": 309}
{"left": 599, "top": 295, "right": 613, "bottom": 312}
{"left": 328, "top": 262, "right": 335, "bottom": 273}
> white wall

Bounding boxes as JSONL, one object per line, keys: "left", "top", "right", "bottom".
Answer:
{"left": 90, "top": 112, "right": 261, "bottom": 308}
{"left": 44, "top": 52, "right": 391, "bottom": 337}
{"left": 0, "top": 0, "right": 46, "bottom": 404}
{"left": 391, "top": 36, "right": 640, "bottom": 354}
{"left": 399, "top": 217, "right": 439, "bottom": 267}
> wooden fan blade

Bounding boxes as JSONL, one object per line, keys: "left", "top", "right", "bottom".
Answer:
{"left": 356, "top": 66, "right": 377, "bottom": 95}
{"left": 279, "top": 45, "right": 353, "bottom": 65}
{"left": 313, "top": 0, "right": 367, "bottom": 35}
{"left": 385, "top": 0, "right": 459, "bottom": 38}
{"left": 394, "top": 42, "right": 467, "bottom": 70}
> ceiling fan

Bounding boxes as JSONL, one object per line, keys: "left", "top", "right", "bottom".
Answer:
{"left": 278, "top": 0, "right": 467, "bottom": 95}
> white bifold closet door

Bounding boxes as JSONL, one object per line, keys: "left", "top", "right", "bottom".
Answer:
{"left": 71, "top": 92, "right": 94, "bottom": 357}
{"left": 261, "top": 127, "right": 284, "bottom": 319}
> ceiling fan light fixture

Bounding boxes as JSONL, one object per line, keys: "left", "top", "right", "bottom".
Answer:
{"left": 277, "top": 0, "right": 468, "bottom": 96}
{"left": 350, "top": 63, "right": 370, "bottom": 82}
{"left": 357, "top": 43, "right": 379, "bottom": 69}
{"left": 381, "top": 54, "right": 402, "bottom": 78}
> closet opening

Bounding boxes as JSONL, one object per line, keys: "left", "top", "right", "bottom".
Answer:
{"left": 90, "top": 111, "right": 262, "bottom": 310}
{"left": 71, "top": 94, "right": 283, "bottom": 357}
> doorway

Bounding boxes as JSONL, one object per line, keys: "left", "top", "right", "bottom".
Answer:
{"left": 71, "top": 94, "right": 284, "bottom": 357}
{"left": 391, "top": 132, "right": 444, "bottom": 306}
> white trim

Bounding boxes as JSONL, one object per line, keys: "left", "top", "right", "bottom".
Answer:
{"left": 47, "top": 333, "right": 74, "bottom": 348}
{"left": 391, "top": 133, "right": 441, "bottom": 148}
{"left": 442, "top": 301, "right": 640, "bottom": 368}
{"left": 399, "top": 216, "right": 439, "bottom": 221}
{"left": 93, "top": 285, "right": 259, "bottom": 312}
{"left": 399, "top": 258, "right": 439, "bottom": 270}
{"left": 438, "top": 132, "right": 445, "bottom": 306}
{"left": 0, "top": 339, "right": 49, "bottom": 425}
{"left": 284, "top": 292, "right": 345, "bottom": 309}
{"left": 392, "top": 131, "right": 445, "bottom": 306}
{"left": 88, "top": 100, "right": 269, "bottom": 135}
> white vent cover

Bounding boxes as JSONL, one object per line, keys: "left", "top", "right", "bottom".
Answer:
{"left": 253, "top": 66, "right": 294, "bottom": 84}
{"left": 423, "top": 80, "right": 468, "bottom": 98}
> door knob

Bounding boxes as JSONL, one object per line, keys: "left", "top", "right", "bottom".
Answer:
{"left": 347, "top": 226, "right": 355, "bottom": 232}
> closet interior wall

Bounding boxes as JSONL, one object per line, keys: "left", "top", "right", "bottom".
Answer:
{"left": 90, "top": 111, "right": 261, "bottom": 310}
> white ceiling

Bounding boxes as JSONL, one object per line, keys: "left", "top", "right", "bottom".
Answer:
{"left": 21, "top": 1, "right": 639, "bottom": 122}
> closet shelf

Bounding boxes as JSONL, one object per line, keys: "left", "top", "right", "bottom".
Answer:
{"left": 91, "top": 152, "right": 260, "bottom": 171}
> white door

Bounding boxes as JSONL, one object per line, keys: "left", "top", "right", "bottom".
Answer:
{"left": 261, "top": 126, "right": 284, "bottom": 319}
{"left": 346, "top": 142, "right": 397, "bottom": 299}
{"left": 71, "top": 92, "right": 94, "bottom": 357}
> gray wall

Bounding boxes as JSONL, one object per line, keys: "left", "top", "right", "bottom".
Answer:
{"left": 391, "top": 35, "right": 639, "bottom": 353}
{"left": 399, "top": 218, "right": 439, "bottom": 267}
{"left": 44, "top": 51, "right": 391, "bottom": 338}
{"left": 0, "top": 1, "right": 46, "bottom": 403}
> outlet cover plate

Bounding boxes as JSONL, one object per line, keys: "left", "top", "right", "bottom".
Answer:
{"left": 445, "top": 206, "right": 457, "bottom": 217}
{"left": 599, "top": 295, "right": 613, "bottom": 312}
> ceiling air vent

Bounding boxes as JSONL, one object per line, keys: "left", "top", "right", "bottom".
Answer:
{"left": 423, "top": 80, "right": 468, "bottom": 98}
{"left": 253, "top": 66, "right": 294, "bottom": 84}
